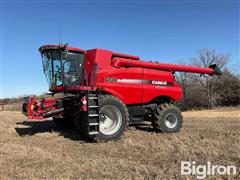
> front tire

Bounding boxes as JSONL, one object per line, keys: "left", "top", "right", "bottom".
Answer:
{"left": 152, "top": 103, "right": 183, "bottom": 133}
{"left": 74, "top": 95, "right": 129, "bottom": 142}
{"left": 97, "top": 95, "right": 128, "bottom": 141}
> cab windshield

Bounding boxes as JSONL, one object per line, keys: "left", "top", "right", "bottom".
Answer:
{"left": 42, "top": 50, "right": 84, "bottom": 89}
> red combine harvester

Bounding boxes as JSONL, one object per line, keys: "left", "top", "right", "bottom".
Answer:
{"left": 22, "top": 44, "right": 221, "bottom": 142}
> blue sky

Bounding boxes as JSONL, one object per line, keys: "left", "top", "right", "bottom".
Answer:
{"left": 1, "top": 0, "right": 239, "bottom": 98}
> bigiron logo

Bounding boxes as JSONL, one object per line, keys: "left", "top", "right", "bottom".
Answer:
{"left": 181, "top": 161, "right": 238, "bottom": 179}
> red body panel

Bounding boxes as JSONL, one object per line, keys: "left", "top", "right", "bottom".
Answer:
{"left": 142, "top": 69, "right": 182, "bottom": 103}
{"left": 83, "top": 48, "right": 182, "bottom": 104}
{"left": 39, "top": 45, "right": 217, "bottom": 105}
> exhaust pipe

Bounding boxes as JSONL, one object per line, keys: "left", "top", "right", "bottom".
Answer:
{"left": 43, "top": 108, "right": 64, "bottom": 118}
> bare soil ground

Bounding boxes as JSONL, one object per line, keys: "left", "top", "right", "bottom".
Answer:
{"left": 0, "top": 108, "right": 239, "bottom": 179}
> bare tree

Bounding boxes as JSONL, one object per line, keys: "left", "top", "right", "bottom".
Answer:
{"left": 175, "top": 49, "right": 232, "bottom": 110}
{"left": 191, "top": 49, "right": 229, "bottom": 68}
{"left": 189, "top": 49, "right": 230, "bottom": 109}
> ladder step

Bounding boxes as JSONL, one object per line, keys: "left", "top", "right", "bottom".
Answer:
{"left": 88, "top": 97, "right": 98, "bottom": 100}
{"left": 87, "top": 92, "right": 99, "bottom": 136}
{"left": 89, "top": 131, "right": 99, "bottom": 135}
{"left": 89, "top": 114, "right": 99, "bottom": 117}
{"left": 89, "top": 106, "right": 98, "bottom": 108}
{"left": 89, "top": 123, "right": 99, "bottom": 126}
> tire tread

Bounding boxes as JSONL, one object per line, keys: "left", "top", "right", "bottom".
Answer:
{"left": 153, "top": 103, "right": 183, "bottom": 133}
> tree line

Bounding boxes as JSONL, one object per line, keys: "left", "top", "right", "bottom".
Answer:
{"left": 175, "top": 49, "right": 240, "bottom": 110}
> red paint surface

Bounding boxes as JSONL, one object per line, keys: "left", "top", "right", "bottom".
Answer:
{"left": 26, "top": 45, "right": 218, "bottom": 119}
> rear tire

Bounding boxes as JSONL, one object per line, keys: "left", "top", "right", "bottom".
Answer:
{"left": 152, "top": 103, "right": 183, "bottom": 133}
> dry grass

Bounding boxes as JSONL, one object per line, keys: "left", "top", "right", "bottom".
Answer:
{"left": 0, "top": 108, "right": 239, "bottom": 179}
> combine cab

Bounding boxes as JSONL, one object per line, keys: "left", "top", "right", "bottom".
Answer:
{"left": 22, "top": 44, "right": 221, "bottom": 142}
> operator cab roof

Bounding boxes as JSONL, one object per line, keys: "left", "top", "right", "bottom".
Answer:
{"left": 39, "top": 44, "right": 86, "bottom": 54}
{"left": 39, "top": 44, "right": 140, "bottom": 60}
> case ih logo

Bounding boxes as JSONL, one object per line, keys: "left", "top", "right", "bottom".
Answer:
{"left": 151, "top": 80, "right": 168, "bottom": 85}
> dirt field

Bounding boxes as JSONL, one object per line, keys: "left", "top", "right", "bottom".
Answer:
{"left": 0, "top": 108, "right": 239, "bottom": 179}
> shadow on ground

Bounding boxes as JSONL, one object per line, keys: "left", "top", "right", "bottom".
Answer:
{"left": 15, "top": 120, "right": 157, "bottom": 142}
{"left": 134, "top": 123, "right": 156, "bottom": 133}
{"left": 15, "top": 120, "right": 85, "bottom": 142}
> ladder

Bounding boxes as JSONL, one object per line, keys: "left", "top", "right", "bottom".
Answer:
{"left": 87, "top": 92, "right": 100, "bottom": 136}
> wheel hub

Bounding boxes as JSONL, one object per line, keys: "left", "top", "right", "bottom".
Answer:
{"left": 99, "top": 105, "right": 122, "bottom": 135}
{"left": 164, "top": 113, "right": 178, "bottom": 128}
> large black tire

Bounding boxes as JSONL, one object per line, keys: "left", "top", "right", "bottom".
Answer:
{"left": 74, "top": 95, "right": 129, "bottom": 142}
{"left": 53, "top": 113, "right": 74, "bottom": 129}
{"left": 152, "top": 103, "right": 183, "bottom": 133}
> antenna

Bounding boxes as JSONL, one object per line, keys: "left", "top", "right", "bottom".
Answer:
{"left": 59, "top": 28, "right": 62, "bottom": 45}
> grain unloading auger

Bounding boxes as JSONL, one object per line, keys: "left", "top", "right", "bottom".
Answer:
{"left": 22, "top": 44, "right": 221, "bottom": 142}
{"left": 111, "top": 58, "right": 221, "bottom": 75}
